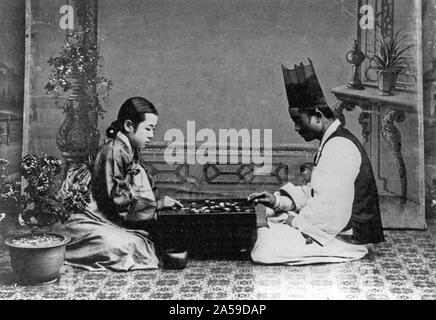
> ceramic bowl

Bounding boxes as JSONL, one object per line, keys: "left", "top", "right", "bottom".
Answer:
{"left": 162, "top": 249, "right": 188, "bottom": 270}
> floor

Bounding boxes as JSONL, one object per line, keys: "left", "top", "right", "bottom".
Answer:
{"left": 0, "top": 219, "right": 435, "bottom": 300}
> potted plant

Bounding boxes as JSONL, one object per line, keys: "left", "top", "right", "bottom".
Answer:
{"left": 373, "top": 30, "right": 414, "bottom": 96}
{"left": 1, "top": 154, "right": 90, "bottom": 285}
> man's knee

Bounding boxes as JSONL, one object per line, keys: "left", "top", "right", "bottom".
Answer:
{"left": 250, "top": 250, "right": 263, "bottom": 264}
{"left": 250, "top": 244, "right": 273, "bottom": 264}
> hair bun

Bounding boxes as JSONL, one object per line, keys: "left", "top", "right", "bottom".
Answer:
{"left": 106, "top": 120, "right": 121, "bottom": 138}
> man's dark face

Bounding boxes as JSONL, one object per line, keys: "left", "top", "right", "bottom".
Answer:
{"left": 289, "top": 108, "right": 319, "bottom": 142}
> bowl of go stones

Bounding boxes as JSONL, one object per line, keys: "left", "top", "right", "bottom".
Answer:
{"left": 172, "top": 199, "right": 255, "bottom": 215}
{"left": 162, "top": 248, "right": 189, "bottom": 270}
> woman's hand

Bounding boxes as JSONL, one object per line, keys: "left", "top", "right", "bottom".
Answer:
{"left": 128, "top": 197, "right": 158, "bottom": 222}
{"left": 157, "top": 196, "right": 183, "bottom": 210}
{"left": 247, "top": 191, "right": 276, "bottom": 209}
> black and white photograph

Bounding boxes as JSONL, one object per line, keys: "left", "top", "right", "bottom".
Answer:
{"left": 0, "top": 0, "right": 435, "bottom": 302}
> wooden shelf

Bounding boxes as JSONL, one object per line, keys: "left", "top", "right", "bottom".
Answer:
{"left": 331, "top": 85, "right": 418, "bottom": 114}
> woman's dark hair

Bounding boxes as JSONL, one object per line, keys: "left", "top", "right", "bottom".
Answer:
{"left": 106, "top": 97, "right": 158, "bottom": 138}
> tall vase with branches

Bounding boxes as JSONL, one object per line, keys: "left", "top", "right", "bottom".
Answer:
{"left": 45, "top": 27, "right": 112, "bottom": 168}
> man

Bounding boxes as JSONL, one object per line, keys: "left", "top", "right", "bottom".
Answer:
{"left": 248, "top": 59, "right": 384, "bottom": 266}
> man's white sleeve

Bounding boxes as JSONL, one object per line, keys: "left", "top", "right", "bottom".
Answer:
{"left": 278, "top": 183, "right": 312, "bottom": 211}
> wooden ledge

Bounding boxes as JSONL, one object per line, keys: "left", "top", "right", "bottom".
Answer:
{"left": 332, "top": 85, "right": 418, "bottom": 113}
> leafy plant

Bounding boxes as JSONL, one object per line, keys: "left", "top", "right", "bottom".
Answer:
{"left": 19, "top": 154, "right": 64, "bottom": 227}
{"left": 0, "top": 159, "right": 21, "bottom": 211}
{"left": 62, "top": 184, "right": 91, "bottom": 215}
{"left": 1, "top": 159, "right": 23, "bottom": 231}
{"left": 45, "top": 28, "right": 113, "bottom": 115}
{"left": 373, "top": 29, "right": 414, "bottom": 73}
{"left": 0, "top": 181, "right": 21, "bottom": 209}
{"left": 0, "top": 155, "right": 91, "bottom": 230}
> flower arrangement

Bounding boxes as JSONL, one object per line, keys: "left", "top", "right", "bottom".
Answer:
{"left": 0, "top": 155, "right": 91, "bottom": 230}
{"left": 44, "top": 28, "right": 113, "bottom": 115}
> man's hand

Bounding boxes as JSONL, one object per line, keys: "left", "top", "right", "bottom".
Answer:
{"left": 247, "top": 191, "right": 276, "bottom": 209}
{"left": 157, "top": 196, "right": 183, "bottom": 210}
{"left": 285, "top": 214, "right": 295, "bottom": 226}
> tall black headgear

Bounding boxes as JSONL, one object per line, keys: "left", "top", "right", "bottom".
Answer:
{"left": 282, "top": 59, "right": 327, "bottom": 110}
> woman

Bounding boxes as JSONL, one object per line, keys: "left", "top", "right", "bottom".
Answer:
{"left": 59, "top": 97, "right": 181, "bottom": 271}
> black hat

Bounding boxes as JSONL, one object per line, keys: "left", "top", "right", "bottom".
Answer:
{"left": 282, "top": 59, "right": 327, "bottom": 109}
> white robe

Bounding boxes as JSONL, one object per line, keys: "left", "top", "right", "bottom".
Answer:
{"left": 251, "top": 120, "right": 369, "bottom": 265}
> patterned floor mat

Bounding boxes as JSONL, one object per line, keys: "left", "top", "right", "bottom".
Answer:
{"left": 0, "top": 221, "right": 435, "bottom": 300}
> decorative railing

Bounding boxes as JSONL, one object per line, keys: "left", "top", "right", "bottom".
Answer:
{"left": 140, "top": 142, "right": 317, "bottom": 199}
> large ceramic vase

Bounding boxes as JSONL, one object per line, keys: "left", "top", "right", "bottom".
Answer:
{"left": 377, "top": 70, "right": 399, "bottom": 96}
{"left": 4, "top": 233, "right": 71, "bottom": 285}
